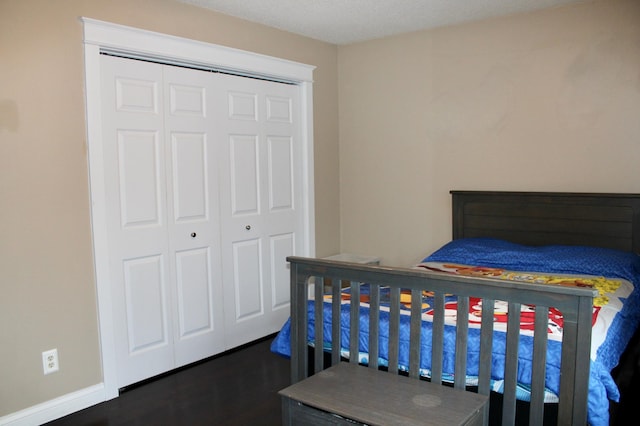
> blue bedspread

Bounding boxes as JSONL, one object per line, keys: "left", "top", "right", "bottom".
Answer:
{"left": 271, "top": 238, "right": 640, "bottom": 426}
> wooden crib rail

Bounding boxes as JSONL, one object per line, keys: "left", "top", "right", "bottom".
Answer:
{"left": 287, "top": 256, "right": 597, "bottom": 426}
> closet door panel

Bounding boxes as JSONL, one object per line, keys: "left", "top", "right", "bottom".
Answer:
{"left": 171, "top": 133, "right": 208, "bottom": 221}
{"left": 123, "top": 255, "right": 169, "bottom": 353}
{"left": 175, "top": 247, "right": 213, "bottom": 336}
{"left": 222, "top": 129, "right": 266, "bottom": 347}
{"left": 270, "top": 233, "right": 295, "bottom": 309}
{"left": 117, "top": 130, "right": 163, "bottom": 227}
{"left": 219, "top": 74, "right": 302, "bottom": 348}
{"left": 101, "top": 55, "right": 174, "bottom": 388}
{"left": 231, "top": 239, "right": 263, "bottom": 321}
{"left": 268, "top": 136, "right": 294, "bottom": 210}
{"left": 164, "top": 65, "right": 226, "bottom": 368}
{"left": 115, "top": 76, "right": 158, "bottom": 114}
{"left": 259, "top": 81, "right": 302, "bottom": 327}
{"left": 228, "top": 90, "right": 258, "bottom": 120}
{"left": 229, "top": 134, "right": 260, "bottom": 215}
{"left": 266, "top": 133, "right": 296, "bottom": 312}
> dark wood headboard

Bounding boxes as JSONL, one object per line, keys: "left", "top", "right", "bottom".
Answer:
{"left": 451, "top": 191, "right": 640, "bottom": 254}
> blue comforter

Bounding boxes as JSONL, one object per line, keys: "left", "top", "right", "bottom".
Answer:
{"left": 271, "top": 238, "right": 640, "bottom": 426}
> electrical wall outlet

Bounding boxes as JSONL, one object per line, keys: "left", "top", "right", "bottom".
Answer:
{"left": 42, "top": 349, "right": 59, "bottom": 375}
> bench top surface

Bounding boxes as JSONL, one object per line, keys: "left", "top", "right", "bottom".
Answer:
{"left": 279, "top": 362, "right": 488, "bottom": 426}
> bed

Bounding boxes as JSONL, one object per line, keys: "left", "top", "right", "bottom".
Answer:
{"left": 271, "top": 191, "right": 640, "bottom": 425}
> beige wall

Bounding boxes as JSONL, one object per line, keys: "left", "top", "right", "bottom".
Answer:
{"left": 338, "top": 0, "right": 640, "bottom": 266}
{"left": 2, "top": 0, "right": 640, "bottom": 420}
{"left": 0, "top": 0, "right": 339, "bottom": 417}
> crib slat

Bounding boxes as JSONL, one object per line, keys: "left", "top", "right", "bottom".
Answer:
{"left": 557, "top": 296, "right": 592, "bottom": 426}
{"left": 529, "top": 305, "right": 549, "bottom": 425}
{"left": 388, "top": 287, "right": 400, "bottom": 374}
{"left": 502, "top": 302, "right": 521, "bottom": 426}
{"left": 349, "top": 282, "right": 360, "bottom": 364}
{"left": 331, "top": 278, "right": 342, "bottom": 366}
{"left": 290, "top": 263, "right": 308, "bottom": 383}
{"left": 368, "top": 284, "right": 380, "bottom": 370}
{"left": 454, "top": 296, "right": 469, "bottom": 390}
{"left": 478, "top": 298, "right": 494, "bottom": 396}
{"left": 573, "top": 296, "right": 593, "bottom": 425}
{"left": 431, "top": 291, "right": 445, "bottom": 384}
{"left": 314, "top": 277, "right": 324, "bottom": 374}
{"left": 409, "top": 289, "right": 422, "bottom": 378}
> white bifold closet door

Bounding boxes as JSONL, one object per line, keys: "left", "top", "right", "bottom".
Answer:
{"left": 100, "top": 54, "right": 300, "bottom": 388}
{"left": 216, "top": 73, "right": 302, "bottom": 348}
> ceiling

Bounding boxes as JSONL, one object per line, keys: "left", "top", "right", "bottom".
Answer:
{"left": 178, "top": 0, "right": 585, "bottom": 45}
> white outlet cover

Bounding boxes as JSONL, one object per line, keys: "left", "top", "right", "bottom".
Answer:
{"left": 42, "top": 348, "right": 59, "bottom": 375}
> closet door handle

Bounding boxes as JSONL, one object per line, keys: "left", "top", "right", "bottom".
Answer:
{"left": 191, "top": 232, "right": 197, "bottom": 238}
{"left": 245, "top": 225, "right": 251, "bottom": 231}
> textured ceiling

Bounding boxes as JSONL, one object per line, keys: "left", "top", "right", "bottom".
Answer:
{"left": 178, "top": 0, "right": 585, "bottom": 45}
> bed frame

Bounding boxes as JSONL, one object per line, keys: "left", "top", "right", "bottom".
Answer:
{"left": 451, "top": 191, "right": 640, "bottom": 253}
{"left": 284, "top": 191, "right": 640, "bottom": 425}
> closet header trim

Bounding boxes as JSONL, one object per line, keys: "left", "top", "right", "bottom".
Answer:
{"left": 81, "top": 17, "right": 315, "bottom": 84}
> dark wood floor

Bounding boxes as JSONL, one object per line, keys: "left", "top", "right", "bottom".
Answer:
{"left": 45, "top": 335, "right": 290, "bottom": 426}
{"left": 42, "top": 331, "right": 640, "bottom": 425}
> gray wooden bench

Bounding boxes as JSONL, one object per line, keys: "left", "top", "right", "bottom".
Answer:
{"left": 280, "top": 362, "right": 489, "bottom": 425}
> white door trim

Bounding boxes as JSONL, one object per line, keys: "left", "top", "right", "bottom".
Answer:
{"left": 82, "top": 17, "right": 316, "bottom": 401}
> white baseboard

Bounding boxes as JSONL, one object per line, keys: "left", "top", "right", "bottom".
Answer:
{"left": 0, "top": 383, "right": 106, "bottom": 426}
